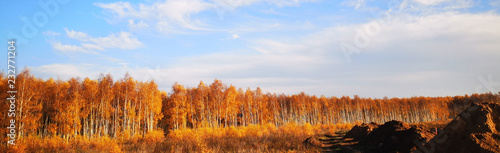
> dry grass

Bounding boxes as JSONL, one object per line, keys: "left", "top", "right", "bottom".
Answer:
{"left": 3, "top": 123, "right": 356, "bottom": 153}
{"left": 5, "top": 135, "right": 122, "bottom": 153}
{"left": 151, "top": 123, "right": 357, "bottom": 152}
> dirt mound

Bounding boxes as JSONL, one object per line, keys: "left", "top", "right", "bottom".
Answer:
{"left": 343, "top": 122, "right": 379, "bottom": 141}
{"left": 358, "top": 120, "right": 435, "bottom": 153}
{"left": 416, "top": 102, "right": 500, "bottom": 153}
{"left": 303, "top": 137, "right": 322, "bottom": 149}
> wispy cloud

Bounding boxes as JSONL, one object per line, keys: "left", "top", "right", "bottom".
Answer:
{"left": 410, "top": 0, "right": 474, "bottom": 11}
{"left": 31, "top": 64, "right": 87, "bottom": 79}
{"left": 414, "top": 0, "right": 450, "bottom": 5}
{"left": 128, "top": 19, "right": 150, "bottom": 30}
{"left": 42, "top": 31, "right": 61, "bottom": 36}
{"left": 168, "top": 11, "right": 500, "bottom": 96}
{"left": 27, "top": 0, "right": 500, "bottom": 98}
{"left": 341, "top": 0, "right": 366, "bottom": 9}
{"left": 52, "top": 42, "right": 95, "bottom": 53}
{"left": 37, "top": 8, "right": 500, "bottom": 97}
{"left": 51, "top": 29, "right": 142, "bottom": 53}
{"left": 96, "top": 0, "right": 214, "bottom": 33}
{"left": 95, "top": 0, "right": 316, "bottom": 34}
{"left": 212, "top": 0, "right": 315, "bottom": 8}
{"left": 65, "top": 28, "right": 90, "bottom": 41}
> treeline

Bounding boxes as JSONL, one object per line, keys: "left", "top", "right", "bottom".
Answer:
{"left": 0, "top": 70, "right": 163, "bottom": 141}
{"left": 1, "top": 70, "right": 499, "bottom": 142}
{"left": 161, "top": 80, "right": 499, "bottom": 131}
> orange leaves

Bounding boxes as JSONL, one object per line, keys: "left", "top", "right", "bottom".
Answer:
{"left": 4, "top": 68, "right": 500, "bottom": 152}
{"left": 12, "top": 135, "right": 124, "bottom": 153}
{"left": 0, "top": 70, "right": 166, "bottom": 142}
{"left": 162, "top": 122, "right": 333, "bottom": 152}
{"left": 159, "top": 79, "right": 496, "bottom": 133}
{"left": 15, "top": 69, "right": 43, "bottom": 138}
{"left": 170, "top": 82, "right": 188, "bottom": 129}
{"left": 144, "top": 130, "right": 164, "bottom": 143}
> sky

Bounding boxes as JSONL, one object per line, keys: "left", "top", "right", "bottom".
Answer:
{"left": 1, "top": 0, "right": 500, "bottom": 98}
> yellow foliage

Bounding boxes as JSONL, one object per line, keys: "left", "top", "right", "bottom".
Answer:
{"left": 12, "top": 135, "right": 123, "bottom": 153}
{"left": 117, "top": 129, "right": 132, "bottom": 143}
{"left": 303, "top": 123, "right": 315, "bottom": 136}
{"left": 9, "top": 124, "right": 340, "bottom": 152}
{"left": 161, "top": 122, "right": 336, "bottom": 152}
{"left": 144, "top": 130, "right": 164, "bottom": 143}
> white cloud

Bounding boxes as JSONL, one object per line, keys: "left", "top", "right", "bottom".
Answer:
{"left": 42, "top": 31, "right": 61, "bottom": 36}
{"left": 212, "top": 0, "right": 259, "bottom": 8}
{"left": 341, "top": 0, "right": 473, "bottom": 14}
{"left": 341, "top": 0, "right": 366, "bottom": 9}
{"left": 444, "top": 0, "right": 473, "bottom": 10}
{"left": 52, "top": 42, "right": 95, "bottom": 53}
{"left": 31, "top": 64, "right": 87, "bottom": 79}
{"left": 156, "top": 0, "right": 212, "bottom": 30}
{"left": 414, "top": 0, "right": 449, "bottom": 5}
{"left": 319, "top": 11, "right": 500, "bottom": 97}
{"left": 411, "top": 0, "right": 473, "bottom": 10}
{"left": 52, "top": 29, "right": 142, "bottom": 53}
{"left": 89, "top": 32, "right": 142, "bottom": 50}
{"left": 96, "top": 0, "right": 316, "bottom": 34}
{"left": 31, "top": 63, "right": 135, "bottom": 82}
{"left": 128, "top": 19, "right": 150, "bottom": 29}
{"left": 35, "top": 1, "right": 500, "bottom": 97}
{"left": 64, "top": 28, "right": 89, "bottom": 41}
{"left": 96, "top": 0, "right": 213, "bottom": 33}
{"left": 368, "top": 12, "right": 500, "bottom": 56}
{"left": 81, "top": 43, "right": 104, "bottom": 51}
{"left": 156, "top": 11, "right": 500, "bottom": 96}
{"left": 95, "top": 1, "right": 152, "bottom": 18}
{"left": 212, "top": 0, "right": 314, "bottom": 8}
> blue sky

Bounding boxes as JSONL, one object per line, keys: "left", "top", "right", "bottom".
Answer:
{"left": 1, "top": 0, "right": 500, "bottom": 98}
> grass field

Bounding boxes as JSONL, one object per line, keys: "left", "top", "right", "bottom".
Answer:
{"left": 6, "top": 123, "right": 357, "bottom": 153}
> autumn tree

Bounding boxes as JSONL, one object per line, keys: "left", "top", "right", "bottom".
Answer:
{"left": 209, "top": 80, "right": 225, "bottom": 127}
{"left": 16, "top": 69, "right": 42, "bottom": 138}
{"left": 81, "top": 77, "right": 98, "bottom": 138}
{"left": 7, "top": 69, "right": 500, "bottom": 141}
{"left": 223, "top": 85, "right": 239, "bottom": 127}
{"left": 0, "top": 73, "right": 9, "bottom": 144}
{"left": 170, "top": 82, "right": 187, "bottom": 130}
{"left": 97, "top": 74, "right": 114, "bottom": 137}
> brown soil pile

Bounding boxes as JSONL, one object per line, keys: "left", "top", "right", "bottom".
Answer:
{"left": 343, "top": 122, "right": 380, "bottom": 141}
{"left": 303, "top": 137, "right": 322, "bottom": 149}
{"left": 358, "top": 120, "right": 436, "bottom": 153}
{"left": 416, "top": 102, "right": 500, "bottom": 153}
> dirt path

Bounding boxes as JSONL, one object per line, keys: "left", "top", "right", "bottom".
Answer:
{"left": 317, "top": 135, "right": 339, "bottom": 152}
{"left": 314, "top": 132, "right": 360, "bottom": 153}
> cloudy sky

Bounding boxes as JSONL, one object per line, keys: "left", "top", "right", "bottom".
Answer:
{"left": 1, "top": 0, "right": 499, "bottom": 98}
